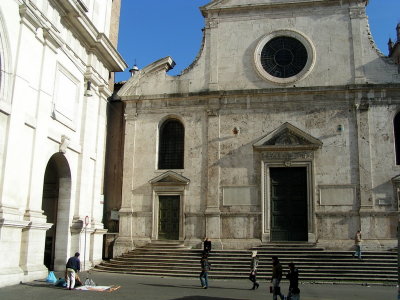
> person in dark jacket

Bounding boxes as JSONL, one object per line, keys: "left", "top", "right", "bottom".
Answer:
{"left": 65, "top": 252, "right": 81, "bottom": 290}
{"left": 199, "top": 253, "right": 211, "bottom": 289}
{"left": 203, "top": 237, "right": 211, "bottom": 255}
{"left": 271, "top": 256, "right": 285, "bottom": 300}
{"left": 286, "top": 262, "right": 300, "bottom": 300}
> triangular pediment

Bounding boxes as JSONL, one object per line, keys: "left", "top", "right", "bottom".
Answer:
{"left": 149, "top": 171, "right": 190, "bottom": 186}
{"left": 253, "top": 122, "right": 322, "bottom": 151}
{"left": 391, "top": 174, "right": 400, "bottom": 184}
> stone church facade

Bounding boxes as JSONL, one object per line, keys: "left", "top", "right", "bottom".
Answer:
{"left": 115, "top": 0, "right": 400, "bottom": 255}
{"left": 0, "top": 0, "right": 126, "bottom": 287}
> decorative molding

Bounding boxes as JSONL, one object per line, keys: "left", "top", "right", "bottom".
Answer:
{"left": 202, "top": 0, "right": 349, "bottom": 14}
{"left": 51, "top": 63, "right": 80, "bottom": 130}
{"left": 149, "top": 171, "right": 190, "bottom": 186}
{"left": 318, "top": 184, "right": 357, "bottom": 206}
{"left": 25, "top": 222, "right": 53, "bottom": 230}
{"left": 184, "top": 212, "right": 205, "bottom": 217}
{"left": 42, "top": 28, "right": 62, "bottom": 52}
{"left": 59, "top": 135, "right": 70, "bottom": 154}
{"left": 254, "top": 122, "right": 322, "bottom": 152}
{"left": 206, "top": 18, "right": 219, "bottom": 29}
{"left": 206, "top": 109, "right": 219, "bottom": 117}
{"left": 262, "top": 151, "right": 314, "bottom": 161}
{"left": 0, "top": 219, "right": 30, "bottom": 228}
{"left": 316, "top": 211, "right": 399, "bottom": 217}
{"left": 315, "top": 211, "right": 359, "bottom": 217}
{"left": 220, "top": 212, "right": 262, "bottom": 217}
{"left": 349, "top": 6, "right": 365, "bottom": 20}
{"left": 19, "top": 4, "right": 42, "bottom": 33}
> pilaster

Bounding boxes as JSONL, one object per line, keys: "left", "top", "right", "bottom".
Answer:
{"left": 355, "top": 100, "right": 373, "bottom": 238}
{"left": 114, "top": 103, "right": 138, "bottom": 255}
{"left": 205, "top": 107, "right": 222, "bottom": 249}
{"left": 349, "top": 3, "right": 367, "bottom": 84}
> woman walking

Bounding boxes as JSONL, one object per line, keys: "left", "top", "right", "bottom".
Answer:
{"left": 249, "top": 251, "right": 259, "bottom": 290}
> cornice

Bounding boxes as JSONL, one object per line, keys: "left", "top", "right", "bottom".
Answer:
{"left": 201, "top": 0, "right": 365, "bottom": 16}
{"left": 119, "top": 83, "right": 400, "bottom": 102}
{"left": 0, "top": 219, "right": 30, "bottom": 228}
{"left": 23, "top": 0, "right": 127, "bottom": 72}
{"left": 55, "top": 0, "right": 127, "bottom": 71}
{"left": 19, "top": 4, "right": 43, "bottom": 32}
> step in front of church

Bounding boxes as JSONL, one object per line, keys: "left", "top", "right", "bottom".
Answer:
{"left": 94, "top": 243, "right": 397, "bottom": 284}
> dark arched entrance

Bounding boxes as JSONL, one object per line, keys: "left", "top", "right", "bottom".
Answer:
{"left": 42, "top": 153, "right": 71, "bottom": 270}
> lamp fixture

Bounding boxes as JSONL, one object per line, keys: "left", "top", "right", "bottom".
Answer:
{"left": 84, "top": 80, "right": 93, "bottom": 97}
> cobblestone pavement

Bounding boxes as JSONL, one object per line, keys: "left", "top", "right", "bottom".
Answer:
{"left": 0, "top": 271, "right": 396, "bottom": 300}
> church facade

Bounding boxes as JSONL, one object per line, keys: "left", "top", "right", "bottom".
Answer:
{"left": 115, "top": 0, "right": 400, "bottom": 255}
{"left": 0, "top": 0, "right": 126, "bottom": 287}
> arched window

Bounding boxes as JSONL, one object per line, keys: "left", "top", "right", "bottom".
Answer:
{"left": 394, "top": 112, "right": 400, "bottom": 165}
{"left": 158, "top": 119, "right": 184, "bottom": 169}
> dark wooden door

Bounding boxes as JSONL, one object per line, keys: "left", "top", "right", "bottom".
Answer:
{"left": 270, "top": 167, "right": 308, "bottom": 241}
{"left": 158, "top": 196, "right": 180, "bottom": 240}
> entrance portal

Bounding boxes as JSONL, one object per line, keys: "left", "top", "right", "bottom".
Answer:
{"left": 158, "top": 195, "right": 180, "bottom": 240}
{"left": 42, "top": 153, "right": 71, "bottom": 270}
{"left": 270, "top": 167, "right": 308, "bottom": 241}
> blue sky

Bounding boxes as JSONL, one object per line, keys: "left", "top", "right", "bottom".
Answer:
{"left": 115, "top": 0, "right": 400, "bottom": 82}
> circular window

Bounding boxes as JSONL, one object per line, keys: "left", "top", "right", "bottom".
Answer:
{"left": 254, "top": 30, "right": 315, "bottom": 84}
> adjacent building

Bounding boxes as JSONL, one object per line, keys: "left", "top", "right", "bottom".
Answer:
{"left": 0, "top": 0, "right": 126, "bottom": 287}
{"left": 115, "top": 0, "right": 400, "bottom": 255}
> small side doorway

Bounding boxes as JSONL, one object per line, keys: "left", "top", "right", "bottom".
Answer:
{"left": 158, "top": 195, "right": 180, "bottom": 240}
{"left": 270, "top": 167, "right": 308, "bottom": 241}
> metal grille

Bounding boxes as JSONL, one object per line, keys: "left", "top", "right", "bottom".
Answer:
{"left": 158, "top": 119, "right": 184, "bottom": 169}
{"left": 261, "top": 36, "right": 308, "bottom": 78}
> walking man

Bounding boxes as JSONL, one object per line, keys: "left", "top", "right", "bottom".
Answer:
{"left": 66, "top": 252, "right": 81, "bottom": 290}
{"left": 200, "top": 253, "right": 211, "bottom": 289}
{"left": 271, "top": 256, "right": 285, "bottom": 300}
{"left": 286, "top": 262, "right": 300, "bottom": 300}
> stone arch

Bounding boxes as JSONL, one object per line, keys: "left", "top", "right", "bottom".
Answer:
{"left": 0, "top": 6, "right": 12, "bottom": 104}
{"left": 42, "top": 153, "right": 72, "bottom": 271}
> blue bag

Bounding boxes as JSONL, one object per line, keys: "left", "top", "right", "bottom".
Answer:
{"left": 46, "top": 271, "right": 57, "bottom": 283}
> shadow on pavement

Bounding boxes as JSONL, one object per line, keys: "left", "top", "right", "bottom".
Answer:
{"left": 20, "top": 281, "right": 61, "bottom": 289}
{"left": 139, "top": 282, "right": 253, "bottom": 292}
{"left": 171, "top": 297, "right": 247, "bottom": 300}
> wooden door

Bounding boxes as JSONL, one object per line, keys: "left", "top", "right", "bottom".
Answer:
{"left": 270, "top": 167, "right": 308, "bottom": 241}
{"left": 158, "top": 195, "right": 180, "bottom": 240}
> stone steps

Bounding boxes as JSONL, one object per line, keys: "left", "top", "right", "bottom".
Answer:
{"left": 94, "top": 243, "right": 398, "bottom": 283}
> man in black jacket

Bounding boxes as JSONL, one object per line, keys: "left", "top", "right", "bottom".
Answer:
{"left": 203, "top": 237, "right": 211, "bottom": 255}
{"left": 286, "top": 262, "right": 300, "bottom": 300}
{"left": 66, "top": 252, "right": 81, "bottom": 290}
